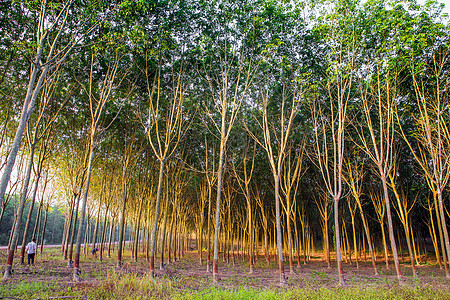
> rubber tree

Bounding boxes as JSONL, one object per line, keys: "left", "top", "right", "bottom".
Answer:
{"left": 310, "top": 62, "right": 353, "bottom": 286}
{"left": 423, "top": 194, "right": 443, "bottom": 269}
{"left": 389, "top": 175, "right": 419, "bottom": 276}
{"left": 99, "top": 163, "right": 120, "bottom": 261}
{"left": 0, "top": 0, "right": 98, "bottom": 212}
{"left": 197, "top": 176, "right": 208, "bottom": 265}
{"left": 246, "top": 78, "right": 303, "bottom": 285}
{"left": 73, "top": 48, "right": 131, "bottom": 281}
{"left": 134, "top": 159, "right": 153, "bottom": 262}
{"left": 18, "top": 71, "right": 71, "bottom": 265}
{"left": 0, "top": 146, "right": 25, "bottom": 227}
{"left": 231, "top": 139, "right": 256, "bottom": 274}
{"left": 3, "top": 134, "right": 37, "bottom": 279}
{"left": 116, "top": 121, "right": 145, "bottom": 267}
{"left": 53, "top": 118, "right": 90, "bottom": 263}
{"left": 4, "top": 67, "right": 70, "bottom": 278}
{"left": 67, "top": 149, "right": 89, "bottom": 267}
{"left": 196, "top": 29, "right": 258, "bottom": 282}
{"left": 354, "top": 0, "right": 448, "bottom": 280}
{"left": 369, "top": 189, "right": 389, "bottom": 268}
{"left": 143, "top": 57, "right": 190, "bottom": 278}
{"left": 202, "top": 139, "right": 217, "bottom": 273}
{"left": 344, "top": 177, "right": 359, "bottom": 267}
{"left": 191, "top": 0, "right": 274, "bottom": 283}
{"left": 398, "top": 50, "right": 450, "bottom": 278}
{"left": 254, "top": 186, "right": 270, "bottom": 265}
{"left": 206, "top": 56, "right": 258, "bottom": 283}
{"left": 343, "top": 156, "right": 379, "bottom": 275}
{"left": 159, "top": 171, "right": 172, "bottom": 269}
{"left": 0, "top": 1, "right": 24, "bottom": 166}
{"left": 280, "top": 145, "right": 306, "bottom": 274}
{"left": 356, "top": 66, "right": 402, "bottom": 280}
{"left": 310, "top": 7, "right": 356, "bottom": 286}
{"left": 32, "top": 166, "right": 51, "bottom": 244}
{"left": 18, "top": 135, "right": 50, "bottom": 265}
{"left": 313, "top": 190, "right": 331, "bottom": 268}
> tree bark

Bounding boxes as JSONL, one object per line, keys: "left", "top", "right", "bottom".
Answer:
{"left": 3, "top": 143, "right": 36, "bottom": 279}
{"left": 381, "top": 177, "right": 401, "bottom": 279}
{"left": 73, "top": 144, "right": 95, "bottom": 281}
{"left": 150, "top": 160, "right": 165, "bottom": 278}
{"left": 19, "top": 165, "right": 41, "bottom": 264}
{"left": 274, "top": 174, "right": 286, "bottom": 285}
{"left": 40, "top": 204, "right": 49, "bottom": 253}
{"left": 334, "top": 197, "right": 344, "bottom": 286}
{"left": 212, "top": 140, "right": 225, "bottom": 284}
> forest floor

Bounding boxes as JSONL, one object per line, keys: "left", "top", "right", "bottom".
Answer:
{"left": 1, "top": 246, "right": 450, "bottom": 299}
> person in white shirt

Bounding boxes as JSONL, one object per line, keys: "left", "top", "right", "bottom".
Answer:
{"left": 26, "top": 238, "right": 37, "bottom": 265}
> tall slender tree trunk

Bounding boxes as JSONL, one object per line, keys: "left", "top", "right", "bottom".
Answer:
{"left": 379, "top": 220, "right": 389, "bottom": 268}
{"left": 334, "top": 197, "right": 344, "bottom": 286}
{"left": 286, "top": 208, "right": 294, "bottom": 274}
{"left": 99, "top": 215, "right": 108, "bottom": 261}
{"left": 404, "top": 228, "right": 416, "bottom": 276}
{"left": 274, "top": 175, "right": 286, "bottom": 285}
{"left": 0, "top": 64, "right": 46, "bottom": 211}
{"left": 73, "top": 144, "right": 95, "bottom": 281}
{"left": 35, "top": 209, "right": 42, "bottom": 248}
{"left": 3, "top": 144, "right": 36, "bottom": 279}
{"left": 381, "top": 177, "right": 401, "bottom": 279}
{"left": 168, "top": 209, "right": 175, "bottom": 263}
{"left": 40, "top": 204, "right": 49, "bottom": 253}
{"left": 321, "top": 216, "right": 331, "bottom": 268}
{"left": 160, "top": 195, "right": 169, "bottom": 270}
{"left": 68, "top": 192, "right": 82, "bottom": 267}
{"left": 19, "top": 168, "right": 41, "bottom": 264}
{"left": 427, "top": 212, "right": 441, "bottom": 268}
{"left": 150, "top": 160, "right": 165, "bottom": 278}
{"left": 32, "top": 200, "right": 43, "bottom": 241}
{"left": 134, "top": 195, "right": 145, "bottom": 262}
{"left": 61, "top": 212, "right": 69, "bottom": 254}
{"left": 294, "top": 213, "right": 301, "bottom": 268}
{"left": 206, "top": 191, "right": 212, "bottom": 273}
{"left": 437, "top": 189, "right": 450, "bottom": 278}
{"left": 92, "top": 210, "right": 100, "bottom": 250}
{"left": 213, "top": 140, "right": 225, "bottom": 284}
{"left": 117, "top": 188, "right": 127, "bottom": 267}
{"left": 199, "top": 216, "right": 203, "bottom": 265}
{"left": 359, "top": 207, "right": 378, "bottom": 275}
{"left": 63, "top": 200, "right": 74, "bottom": 259}
{"left": 429, "top": 194, "right": 443, "bottom": 269}
{"left": 350, "top": 213, "right": 358, "bottom": 268}
{"left": 248, "top": 202, "right": 254, "bottom": 274}
{"left": 107, "top": 216, "right": 114, "bottom": 258}
{"left": 99, "top": 206, "right": 110, "bottom": 261}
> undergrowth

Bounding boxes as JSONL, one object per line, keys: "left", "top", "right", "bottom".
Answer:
{"left": 1, "top": 250, "right": 450, "bottom": 299}
{"left": 2, "top": 272, "right": 450, "bottom": 300}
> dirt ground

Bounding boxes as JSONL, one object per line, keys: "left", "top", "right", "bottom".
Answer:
{"left": 1, "top": 247, "right": 450, "bottom": 296}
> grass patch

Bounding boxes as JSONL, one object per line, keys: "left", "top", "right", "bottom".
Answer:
{"left": 1, "top": 251, "right": 449, "bottom": 299}
{"left": 2, "top": 270, "right": 450, "bottom": 300}
{"left": 0, "top": 281, "right": 64, "bottom": 298}
{"left": 83, "top": 270, "right": 180, "bottom": 299}
{"left": 177, "top": 286, "right": 450, "bottom": 300}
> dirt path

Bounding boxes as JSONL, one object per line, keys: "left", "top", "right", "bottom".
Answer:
{"left": 0, "top": 244, "right": 61, "bottom": 250}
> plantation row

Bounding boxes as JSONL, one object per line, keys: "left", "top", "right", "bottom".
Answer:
{"left": 1, "top": 0, "right": 450, "bottom": 285}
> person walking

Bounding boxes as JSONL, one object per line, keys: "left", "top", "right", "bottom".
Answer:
{"left": 26, "top": 238, "right": 37, "bottom": 265}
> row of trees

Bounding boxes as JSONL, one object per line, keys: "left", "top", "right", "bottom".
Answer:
{"left": 1, "top": 0, "right": 449, "bottom": 285}
{"left": 0, "top": 195, "right": 62, "bottom": 247}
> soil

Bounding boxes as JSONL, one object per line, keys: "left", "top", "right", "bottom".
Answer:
{"left": 1, "top": 247, "right": 450, "bottom": 296}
